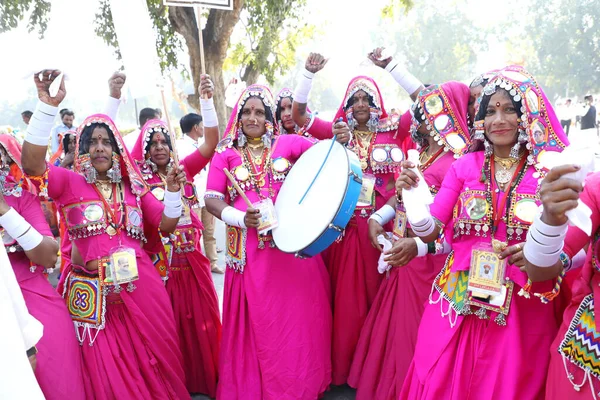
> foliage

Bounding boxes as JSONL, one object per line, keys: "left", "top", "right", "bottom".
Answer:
{"left": 0, "top": 0, "right": 51, "bottom": 38}
{"left": 381, "top": 0, "right": 414, "bottom": 19}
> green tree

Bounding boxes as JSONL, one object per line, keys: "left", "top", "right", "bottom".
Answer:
{"left": 0, "top": 0, "right": 314, "bottom": 130}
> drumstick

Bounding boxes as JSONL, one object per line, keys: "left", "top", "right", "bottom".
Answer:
{"left": 223, "top": 168, "right": 253, "bottom": 208}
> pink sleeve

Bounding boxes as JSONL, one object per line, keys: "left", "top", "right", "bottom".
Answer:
{"left": 206, "top": 151, "right": 229, "bottom": 201}
{"left": 182, "top": 149, "right": 210, "bottom": 179}
{"left": 19, "top": 192, "right": 53, "bottom": 237}
{"left": 429, "top": 159, "right": 465, "bottom": 226}
{"left": 282, "top": 135, "right": 316, "bottom": 160}
{"left": 306, "top": 116, "right": 334, "bottom": 140}
{"left": 564, "top": 173, "right": 600, "bottom": 257}
{"left": 46, "top": 164, "right": 80, "bottom": 204}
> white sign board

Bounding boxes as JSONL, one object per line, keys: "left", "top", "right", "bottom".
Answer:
{"left": 164, "top": 0, "right": 233, "bottom": 10}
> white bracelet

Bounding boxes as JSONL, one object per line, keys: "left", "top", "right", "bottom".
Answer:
{"left": 523, "top": 213, "right": 567, "bottom": 268}
{"left": 0, "top": 208, "right": 43, "bottom": 251}
{"left": 200, "top": 98, "right": 218, "bottom": 128}
{"left": 25, "top": 101, "right": 59, "bottom": 146}
{"left": 385, "top": 59, "right": 423, "bottom": 95}
{"left": 104, "top": 96, "right": 121, "bottom": 122}
{"left": 163, "top": 190, "right": 183, "bottom": 218}
{"left": 221, "top": 206, "right": 246, "bottom": 228}
{"left": 17, "top": 228, "right": 44, "bottom": 251}
{"left": 369, "top": 204, "right": 396, "bottom": 225}
{"left": 293, "top": 69, "right": 314, "bottom": 104}
{"left": 414, "top": 237, "right": 428, "bottom": 257}
{"left": 409, "top": 215, "right": 436, "bottom": 237}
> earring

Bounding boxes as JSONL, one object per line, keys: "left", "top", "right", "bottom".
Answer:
{"left": 145, "top": 158, "right": 158, "bottom": 173}
{"left": 106, "top": 152, "right": 122, "bottom": 183}
{"left": 483, "top": 139, "right": 493, "bottom": 156}
{"left": 237, "top": 122, "right": 247, "bottom": 147}
{"left": 80, "top": 155, "right": 98, "bottom": 183}
{"left": 263, "top": 121, "right": 274, "bottom": 148}
{"left": 366, "top": 111, "right": 379, "bottom": 132}
{"left": 346, "top": 111, "right": 357, "bottom": 132}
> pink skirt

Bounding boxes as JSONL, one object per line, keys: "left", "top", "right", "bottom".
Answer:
{"left": 217, "top": 246, "right": 332, "bottom": 400}
{"left": 166, "top": 250, "right": 221, "bottom": 397}
{"left": 20, "top": 272, "right": 85, "bottom": 400}
{"left": 324, "top": 217, "right": 383, "bottom": 385}
{"left": 75, "top": 262, "right": 189, "bottom": 400}
{"left": 348, "top": 253, "right": 445, "bottom": 400}
{"left": 400, "top": 279, "right": 561, "bottom": 400}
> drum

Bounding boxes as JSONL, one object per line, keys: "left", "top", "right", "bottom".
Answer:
{"left": 273, "top": 139, "right": 363, "bottom": 258}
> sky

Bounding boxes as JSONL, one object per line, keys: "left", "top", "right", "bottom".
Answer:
{"left": 0, "top": 0, "right": 513, "bottom": 128}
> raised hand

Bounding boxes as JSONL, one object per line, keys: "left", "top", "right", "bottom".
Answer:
{"left": 166, "top": 165, "right": 186, "bottom": 192}
{"left": 539, "top": 164, "right": 583, "bottom": 226}
{"left": 33, "top": 69, "right": 66, "bottom": 107}
{"left": 199, "top": 74, "right": 214, "bottom": 99}
{"left": 367, "top": 47, "right": 393, "bottom": 69}
{"left": 305, "top": 52, "right": 328, "bottom": 74}
{"left": 108, "top": 72, "right": 126, "bottom": 99}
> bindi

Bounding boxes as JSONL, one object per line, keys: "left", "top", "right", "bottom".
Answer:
{"left": 496, "top": 102, "right": 501, "bottom": 108}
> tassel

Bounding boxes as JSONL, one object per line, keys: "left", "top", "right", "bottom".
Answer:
{"left": 475, "top": 307, "right": 489, "bottom": 320}
{"left": 494, "top": 313, "right": 507, "bottom": 326}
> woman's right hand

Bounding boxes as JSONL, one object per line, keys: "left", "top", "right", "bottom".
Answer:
{"left": 367, "top": 47, "right": 393, "bottom": 69}
{"left": 539, "top": 164, "right": 583, "bottom": 226}
{"left": 305, "top": 53, "right": 328, "bottom": 74}
{"left": 34, "top": 69, "right": 66, "bottom": 107}
{"left": 333, "top": 120, "right": 351, "bottom": 144}
{"left": 368, "top": 219, "right": 386, "bottom": 251}
{"left": 244, "top": 207, "right": 261, "bottom": 228}
{"left": 395, "top": 161, "right": 420, "bottom": 193}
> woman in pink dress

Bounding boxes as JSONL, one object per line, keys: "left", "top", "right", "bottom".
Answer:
{"left": 347, "top": 81, "right": 471, "bottom": 399}
{"left": 397, "top": 65, "right": 569, "bottom": 399}
{"left": 204, "top": 84, "right": 332, "bottom": 399}
{"left": 523, "top": 166, "right": 600, "bottom": 397}
{"left": 130, "top": 75, "right": 221, "bottom": 397}
{"left": 0, "top": 134, "right": 85, "bottom": 400}
{"left": 292, "top": 51, "right": 422, "bottom": 385}
{"left": 21, "top": 70, "right": 189, "bottom": 400}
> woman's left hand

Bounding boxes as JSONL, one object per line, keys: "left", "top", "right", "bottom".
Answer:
{"left": 166, "top": 165, "right": 186, "bottom": 192}
{"left": 499, "top": 242, "right": 525, "bottom": 268}
{"left": 383, "top": 238, "right": 418, "bottom": 267}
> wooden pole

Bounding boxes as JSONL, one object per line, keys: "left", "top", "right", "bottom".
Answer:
{"left": 160, "top": 88, "right": 179, "bottom": 165}
{"left": 195, "top": 6, "right": 207, "bottom": 100}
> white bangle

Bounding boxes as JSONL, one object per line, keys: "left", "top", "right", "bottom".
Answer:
{"left": 385, "top": 59, "right": 422, "bottom": 95}
{"left": 200, "top": 98, "right": 218, "bottom": 128}
{"left": 369, "top": 204, "right": 396, "bottom": 225}
{"left": 523, "top": 213, "right": 567, "bottom": 268}
{"left": 104, "top": 96, "right": 121, "bottom": 122}
{"left": 414, "top": 237, "right": 428, "bottom": 257}
{"left": 163, "top": 190, "right": 183, "bottom": 218}
{"left": 0, "top": 208, "right": 43, "bottom": 251}
{"left": 221, "top": 206, "right": 246, "bottom": 228}
{"left": 410, "top": 215, "right": 436, "bottom": 237}
{"left": 25, "top": 101, "right": 59, "bottom": 146}
{"left": 293, "top": 69, "right": 314, "bottom": 104}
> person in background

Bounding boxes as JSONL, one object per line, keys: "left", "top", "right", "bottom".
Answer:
{"left": 50, "top": 109, "right": 74, "bottom": 153}
{"left": 177, "top": 112, "right": 222, "bottom": 273}
{"left": 580, "top": 95, "right": 597, "bottom": 132}
{"left": 0, "top": 244, "right": 45, "bottom": 400}
{"left": 21, "top": 110, "right": 33, "bottom": 126}
{"left": 559, "top": 99, "right": 574, "bottom": 136}
{"left": 123, "top": 107, "right": 160, "bottom": 152}
{"left": 155, "top": 108, "right": 163, "bottom": 119}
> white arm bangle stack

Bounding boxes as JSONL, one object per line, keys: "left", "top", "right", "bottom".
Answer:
{"left": 414, "top": 237, "right": 428, "bottom": 257}
{"left": 523, "top": 213, "right": 568, "bottom": 268}
{"left": 0, "top": 208, "right": 44, "bottom": 251}
{"left": 103, "top": 96, "right": 121, "bottom": 122}
{"left": 293, "top": 69, "right": 315, "bottom": 104}
{"left": 163, "top": 190, "right": 183, "bottom": 218}
{"left": 369, "top": 204, "right": 396, "bottom": 225}
{"left": 385, "top": 59, "right": 423, "bottom": 95}
{"left": 25, "top": 101, "right": 58, "bottom": 146}
{"left": 409, "top": 215, "right": 437, "bottom": 237}
{"left": 220, "top": 206, "right": 247, "bottom": 228}
{"left": 200, "top": 98, "right": 219, "bottom": 128}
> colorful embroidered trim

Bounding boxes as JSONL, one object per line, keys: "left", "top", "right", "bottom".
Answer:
{"left": 227, "top": 225, "right": 247, "bottom": 272}
{"left": 369, "top": 143, "right": 404, "bottom": 174}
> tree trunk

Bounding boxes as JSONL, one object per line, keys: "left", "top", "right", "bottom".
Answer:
{"left": 168, "top": 0, "right": 244, "bottom": 135}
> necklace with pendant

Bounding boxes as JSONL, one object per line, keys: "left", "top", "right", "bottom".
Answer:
{"left": 95, "top": 180, "right": 113, "bottom": 200}
{"left": 493, "top": 155, "right": 519, "bottom": 186}
{"left": 354, "top": 130, "right": 374, "bottom": 171}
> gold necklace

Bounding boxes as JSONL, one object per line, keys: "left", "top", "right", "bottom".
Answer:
{"left": 95, "top": 180, "right": 113, "bottom": 201}
{"left": 247, "top": 142, "right": 264, "bottom": 150}
{"left": 493, "top": 153, "right": 521, "bottom": 185}
{"left": 246, "top": 147, "right": 265, "bottom": 165}
{"left": 354, "top": 130, "right": 373, "bottom": 171}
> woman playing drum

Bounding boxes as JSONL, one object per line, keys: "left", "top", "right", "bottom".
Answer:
{"left": 204, "top": 84, "right": 332, "bottom": 399}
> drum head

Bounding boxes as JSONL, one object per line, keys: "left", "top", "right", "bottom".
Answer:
{"left": 273, "top": 140, "right": 350, "bottom": 253}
